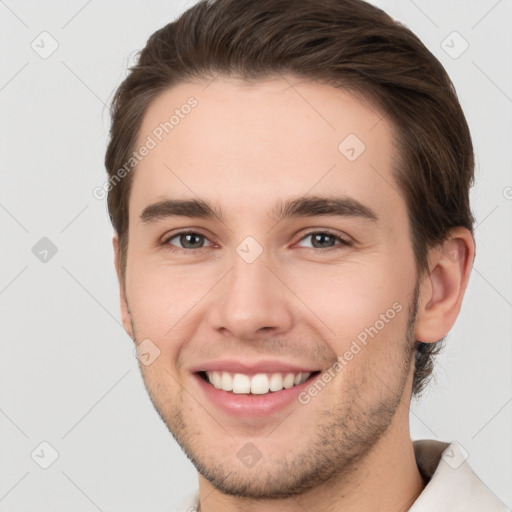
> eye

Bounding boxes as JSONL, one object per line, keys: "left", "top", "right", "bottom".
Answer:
{"left": 163, "top": 231, "right": 213, "bottom": 251}
{"left": 296, "top": 231, "right": 352, "bottom": 250}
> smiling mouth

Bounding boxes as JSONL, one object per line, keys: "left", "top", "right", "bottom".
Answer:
{"left": 197, "top": 370, "right": 321, "bottom": 395}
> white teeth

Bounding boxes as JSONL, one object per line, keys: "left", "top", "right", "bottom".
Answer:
{"left": 211, "top": 371, "right": 222, "bottom": 389}
{"left": 221, "top": 372, "right": 233, "bottom": 391}
{"left": 232, "top": 373, "right": 251, "bottom": 394}
{"left": 250, "top": 374, "right": 270, "bottom": 394}
{"left": 205, "top": 371, "right": 312, "bottom": 394}
{"left": 269, "top": 373, "right": 284, "bottom": 392}
{"left": 283, "top": 373, "right": 295, "bottom": 389}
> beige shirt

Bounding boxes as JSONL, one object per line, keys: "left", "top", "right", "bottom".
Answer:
{"left": 175, "top": 439, "right": 509, "bottom": 511}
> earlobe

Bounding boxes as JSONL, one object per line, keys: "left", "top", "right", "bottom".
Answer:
{"left": 414, "top": 227, "right": 475, "bottom": 343}
{"left": 112, "top": 235, "right": 134, "bottom": 339}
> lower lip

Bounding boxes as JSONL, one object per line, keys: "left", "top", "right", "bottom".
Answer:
{"left": 193, "top": 373, "right": 316, "bottom": 418}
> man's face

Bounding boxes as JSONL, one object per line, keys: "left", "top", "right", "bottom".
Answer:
{"left": 118, "top": 76, "right": 421, "bottom": 498}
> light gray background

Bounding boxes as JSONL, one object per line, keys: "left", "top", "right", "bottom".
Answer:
{"left": 1, "top": 0, "right": 511, "bottom": 510}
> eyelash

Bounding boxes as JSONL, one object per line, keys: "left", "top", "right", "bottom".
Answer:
{"left": 160, "top": 230, "right": 353, "bottom": 253}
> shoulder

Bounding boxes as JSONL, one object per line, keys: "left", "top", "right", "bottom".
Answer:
{"left": 411, "top": 439, "right": 509, "bottom": 511}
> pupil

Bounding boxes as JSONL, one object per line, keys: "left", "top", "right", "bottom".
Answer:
{"left": 182, "top": 233, "right": 202, "bottom": 248}
{"left": 313, "top": 234, "right": 333, "bottom": 248}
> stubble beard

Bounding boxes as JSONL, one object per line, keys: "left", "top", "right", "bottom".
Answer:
{"left": 132, "top": 283, "right": 420, "bottom": 499}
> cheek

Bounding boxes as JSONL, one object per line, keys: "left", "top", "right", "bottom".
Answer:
{"left": 125, "top": 257, "right": 216, "bottom": 347}
{"left": 285, "top": 257, "right": 410, "bottom": 345}
{"left": 127, "top": 258, "right": 198, "bottom": 322}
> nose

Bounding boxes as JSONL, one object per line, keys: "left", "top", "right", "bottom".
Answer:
{"left": 207, "top": 250, "right": 294, "bottom": 341}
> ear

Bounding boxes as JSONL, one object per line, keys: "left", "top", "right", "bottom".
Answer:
{"left": 113, "top": 234, "right": 134, "bottom": 339}
{"left": 414, "top": 227, "right": 475, "bottom": 343}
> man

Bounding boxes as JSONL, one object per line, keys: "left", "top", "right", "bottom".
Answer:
{"left": 104, "top": 0, "right": 508, "bottom": 510}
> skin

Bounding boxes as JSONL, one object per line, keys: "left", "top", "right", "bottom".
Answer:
{"left": 113, "top": 75, "right": 474, "bottom": 511}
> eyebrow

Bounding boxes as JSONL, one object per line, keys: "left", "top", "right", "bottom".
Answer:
{"left": 139, "top": 195, "right": 378, "bottom": 225}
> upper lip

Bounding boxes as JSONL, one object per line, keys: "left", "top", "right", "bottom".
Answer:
{"left": 190, "top": 359, "right": 320, "bottom": 375}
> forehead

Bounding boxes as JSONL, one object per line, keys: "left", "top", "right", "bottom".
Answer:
{"left": 131, "top": 75, "right": 404, "bottom": 226}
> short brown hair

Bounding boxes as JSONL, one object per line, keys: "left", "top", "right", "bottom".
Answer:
{"left": 105, "top": 0, "right": 475, "bottom": 397}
